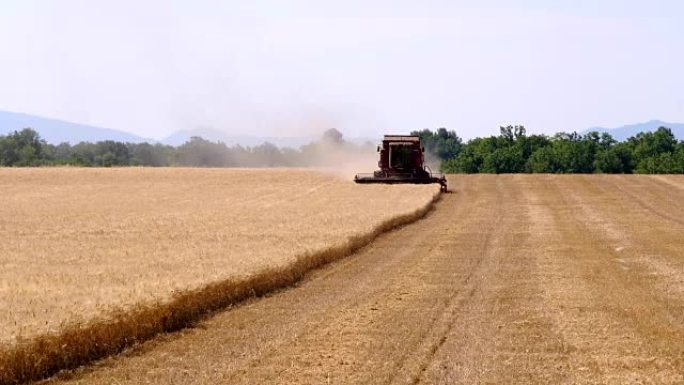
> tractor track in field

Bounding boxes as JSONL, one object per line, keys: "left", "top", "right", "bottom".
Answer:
{"left": 44, "top": 175, "right": 684, "bottom": 385}
{"left": 400, "top": 178, "right": 507, "bottom": 385}
{"left": 598, "top": 175, "right": 684, "bottom": 227}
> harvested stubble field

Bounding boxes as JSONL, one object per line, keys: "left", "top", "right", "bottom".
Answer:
{"left": 0, "top": 168, "right": 439, "bottom": 384}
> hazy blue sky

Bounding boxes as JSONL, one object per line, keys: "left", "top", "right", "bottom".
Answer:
{"left": 1, "top": 0, "right": 682, "bottom": 139}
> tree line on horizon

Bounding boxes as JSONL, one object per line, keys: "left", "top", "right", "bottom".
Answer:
{"left": 0, "top": 128, "right": 370, "bottom": 168}
{"left": 1, "top": 126, "right": 684, "bottom": 174}
{"left": 414, "top": 125, "right": 684, "bottom": 174}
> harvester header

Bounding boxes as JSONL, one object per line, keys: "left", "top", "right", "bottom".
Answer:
{"left": 354, "top": 135, "right": 447, "bottom": 192}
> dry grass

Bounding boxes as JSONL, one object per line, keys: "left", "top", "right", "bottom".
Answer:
{"left": 0, "top": 168, "right": 439, "bottom": 384}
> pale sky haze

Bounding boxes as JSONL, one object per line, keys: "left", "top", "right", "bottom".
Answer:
{"left": 0, "top": 0, "right": 682, "bottom": 139}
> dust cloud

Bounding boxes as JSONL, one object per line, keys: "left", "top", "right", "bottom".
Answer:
{"left": 305, "top": 142, "right": 379, "bottom": 180}
{"left": 422, "top": 151, "right": 442, "bottom": 173}
{"left": 294, "top": 129, "right": 379, "bottom": 180}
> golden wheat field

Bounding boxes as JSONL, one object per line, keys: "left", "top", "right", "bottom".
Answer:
{"left": 0, "top": 168, "right": 439, "bottom": 346}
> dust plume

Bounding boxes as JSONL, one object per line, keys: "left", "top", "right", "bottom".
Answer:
{"left": 422, "top": 151, "right": 442, "bottom": 173}
{"left": 298, "top": 129, "right": 379, "bottom": 180}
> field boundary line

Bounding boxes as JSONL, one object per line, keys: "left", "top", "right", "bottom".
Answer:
{"left": 0, "top": 189, "right": 442, "bottom": 385}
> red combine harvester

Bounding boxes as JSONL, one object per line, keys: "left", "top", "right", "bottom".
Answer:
{"left": 354, "top": 135, "right": 448, "bottom": 192}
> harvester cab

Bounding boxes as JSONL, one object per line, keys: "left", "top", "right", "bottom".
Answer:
{"left": 354, "top": 135, "right": 447, "bottom": 192}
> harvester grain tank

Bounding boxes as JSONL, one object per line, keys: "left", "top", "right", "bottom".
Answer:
{"left": 354, "top": 135, "right": 447, "bottom": 192}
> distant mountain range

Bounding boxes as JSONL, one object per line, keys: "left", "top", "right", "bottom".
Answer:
{"left": 0, "top": 110, "right": 151, "bottom": 144}
{"left": 582, "top": 120, "right": 684, "bottom": 141}
{"left": 0, "top": 110, "right": 321, "bottom": 147}
{"left": 3, "top": 110, "right": 683, "bottom": 146}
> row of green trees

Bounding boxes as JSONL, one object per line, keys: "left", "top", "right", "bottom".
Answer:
{"left": 2, "top": 126, "right": 683, "bottom": 173}
{"left": 0, "top": 128, "right": 372, "bottom": 167}
{"left": 413, "top": 126, "right": 684, "bottom": 174}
